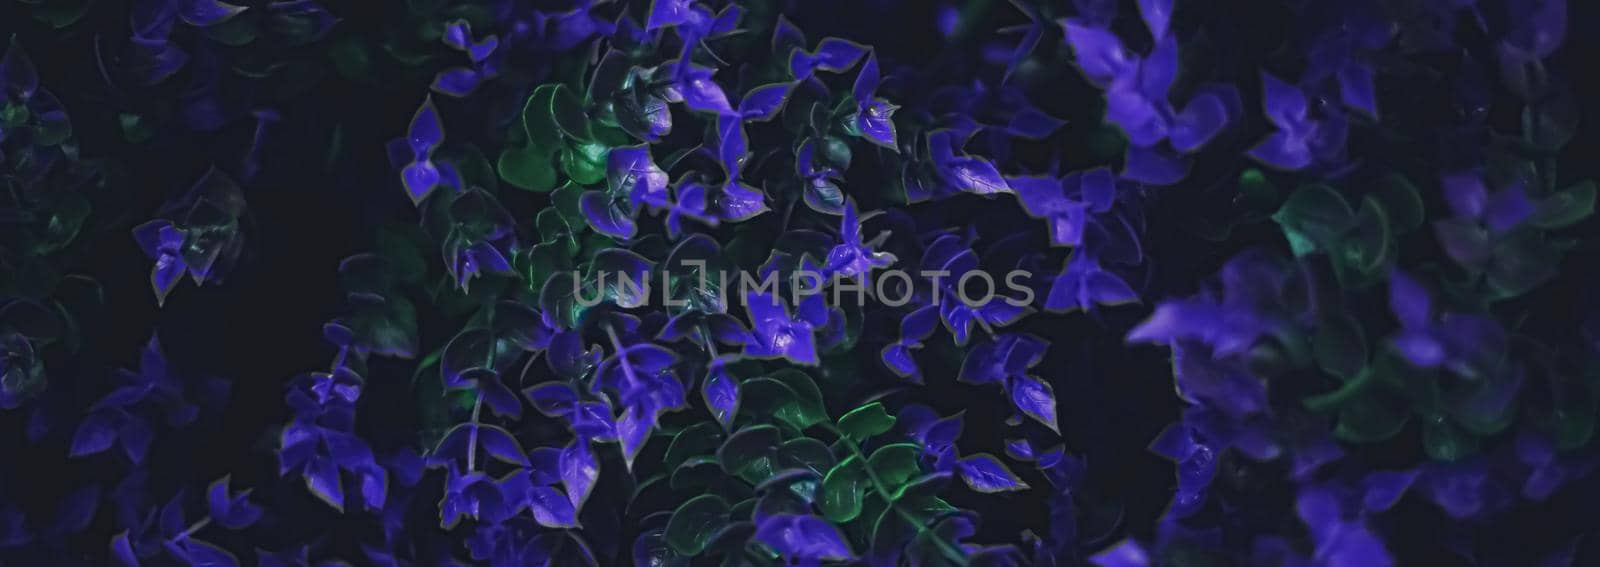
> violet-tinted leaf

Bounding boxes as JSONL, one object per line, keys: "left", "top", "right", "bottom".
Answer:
{"left": 1122, "top": 145, "right": 1190, "bottom": 184}
{"left": 1061, "top": 20, "right": 1132, "bottom": 84}
{"left": 1009, "top": 375, "right": 1059, "bottom": 433}
{"left": 561, "top": 440, "right": 599, "bottom": 509}
{"left": 703, "top": 359, "right": 740, "bottom": 430}
{"left": 739, "top": 83, "right": 792, "bottom": 121}
{"left": 1138, "top": 0, "right": 1172, "bottom": 38}
{"left": 1089, "top": 539, "right": 1150, "bottom": 567}
{"left": 957, "top": 454, "right": 1029, "bottom": 492}
{"left": 178, "top": 0, "right": 248, "bottom": 27}
{"left": 755, "top": 514, "right": 855, "bottom": 561}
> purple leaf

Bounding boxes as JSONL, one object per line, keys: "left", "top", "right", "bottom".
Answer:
{"left": 1386, "top": 269, "right": 1431, "bottom": 329}
{"left": 478, "top": 425, "right": 530, "bottom": 467}
{"left": 581, "top": 191, "right": 637, "bottom": 239}
{"left": 856, "top": 99, "right": 899, "bottom": 149}
{"left": 1089, "top": 539, "right": 1150, "bottom": 567}
{"left": 529, "top": 486, "right": 578, "bottom": 528}
{"left": 957, "top": 454, "right": 1029, "bottom": 492}
{"left": 1247, "top": 130, "right": 1312, "bottom": 171}
{"left": 1122, "top": 145, "right": 1191, "bottom": 184}
{"left": 561, "top": 440, "right": 599, "bottom": 509}
{"left": 703, "top": 359, "right": 740, "bottom": 430}
{"left": 431, "top": 68, "right": 481, "bottom": 98}
{"left": 943, "top": 156, "right": 1009, "bottom": 194}
{"left": 1260, "top": 72, "right": 1308, "bottom": 130}
{"left": 647, "top": 0, "right": 695, "bottom": 31}
{"left": 207, "top": 476, "right": 263, "bottom": 530}
{"left": 680, "top": 67, "right": 734, "bottom": 114}
{"left": 178, "top": 0, "right": 247, "bottom": 27}
{"left": 69, "top": 413, "right": 117, "bottom": 457}
{"left": 1005, "top": 107, "right": 1066, "bottom": 139}
{"left": 305, "top": 456, "right": 345, "bottom": 511}
{"left": 739, "top": 83, "right": 793, "bottom": 121}
{"left": 1138, "top": 0, "right": 1172, "bottom": 38}
{"left": 790, "top": 38, "right": 867, "bottom": 79}
{"left": 1009, "top": 375, "right": 1059, "bottom": 433}
{"left": 852, "top": 53, "right": 880, "bottom": 104}
{"left": 1362, "top": 470, "right": 1419, "bottom": 512}
{"left": 1338, "top": 64, "right": 1378, "bottom": 119}
{"left": 1484, "top": 184, "right": 1533, "bottom": 232}
{"left": 755, "top": 514, "right": 855, "bottom": 561}
{"left": 1061, "top": 20, "right": 1132, "bottom": 84}
{"left": 526, "top": 382, "right": 578, "bottom": 417}
{"left": 1171, "top": 87, "right": 1235, "bottom": 152}
{"left": 406, "top": 96, "right": 443, "bottom": 155}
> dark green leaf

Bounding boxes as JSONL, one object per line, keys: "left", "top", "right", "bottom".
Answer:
{"left": 837, "top": 402, "right": 896, "bottom": 443}
{"left": 819, "top": 455, "right": 868, "bottom": 522}
{"left": 665, "top": 494, "right": 730, "bottom": 556}
{"left": 670, "top": 456, "right": 726, "bottom": 491}
{"left": 1531, "top": 180, "right": 1596, "bottom": 230}
{"left": 1273, "top": 184, "right": 1354, "bottom": 257}
{"left": 718, "top": 425, "right": 781, "bottom": 483}
{"left": 867, "top": 443, "right": 922, "bottom": 492}
{"left": 1313, "top": 312, "right": 1367, "bottom": 380}
{"left": 1335, "top": 393, "right": 1410, "bottom": 444}
{"left": 665, "top": 422, "right": 724, "bottom": 471}
{"left": 767, "top": 369, "right": 827, "bottom": 428}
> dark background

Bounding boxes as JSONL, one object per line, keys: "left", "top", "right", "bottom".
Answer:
{"left": 4, "top": 0, "right": 1600, "bottom": 564}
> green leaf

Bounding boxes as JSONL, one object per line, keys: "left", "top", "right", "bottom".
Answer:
{"left": 1238, "top": 168, "right": 1279, "bottom": 210}
{"left": 520, "top": 85, "right": 563, "bottom": 149}
{"left": 664, "top": 422, "right": 724, "bottom": 471}
{"left": 1422, "top": 417, "right": 1478, "bottom": 462}
{"left": 1522, "top": 94, "right": 1579, "bottom": 152}
{"left": 561, "top": 141, "right": 608, "bottom": 185}
{"left": 867, "top": 443, "right": 922, "bottom": 492}
{"left": 1331, "top": 196, "right": 1392, "bottom": 288}
{"left": 718, "top": 425, "right": 781, "bottom": 483}
{"left": 1334, "top": 393, "right": 1410, "bottom": 444}
{"left": 1551, "top": 392, "right": 1596, "bottom": 451}
{"left": 1531, "top": 180, "right": 1596, "bottom": 230}
{"left": 1273, "top": 184, "right": 1354, "bottom": 257}
{"left": 498, "top": 145, "right": 557, "bottom": 191}
{"left": 837, "top": 402, "right": 896, "bottom": 443}
{"left": 664, "top": 494, "right": 730, "bottom": 556}
{"left": 768, "top": 369, "right": 828, "bottom": 428}
{"left": 776, "top": 438, "right": 837, "bottom": 476}
{"left": 1487, "top": 231, "right": 1561, "bottom": 299}
{"left": 1313, "top": 312, "right": 1367, "bottom": 380}
{"left": 1373, "top": 174, "right": 1425, "bottom": 233}
{"left": 819, "top": 455, "right": 869, "bottom": 522}
{"left": 669, "top": 456, "right": 725, "bottom": 491}
{"left": 869, "top": 504, "right": 919, "bottom": 560}
{"left": 739, "top": 377, "right": 806, "bottom": 427}
{"left": 551, "top": 83, "right": 594, "bottom": 141}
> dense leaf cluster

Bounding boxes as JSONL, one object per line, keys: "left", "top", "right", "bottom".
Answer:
{"left": 3, "top": 0, "right": 1599, "bottom": 565}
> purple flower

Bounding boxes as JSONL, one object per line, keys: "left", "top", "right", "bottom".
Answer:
{"left": 755, "top": 514, "right": 855, "bottom": 561}
{"left": 823, "top": 201, "right": 896, "bottom": 280}
{"left": 880, "top": 305, "right": 939, "bottom": 382}
{"left": 1296, "top": 485, "right": 1395, "bottom": 567}
{"left": 1385, "top": 269, "right": 1506, "bottom": 376}
{"left": 399, "top": 96, "right": 446, "bottom": 205}
{"left": 789, "top": 37, "right": 868, "bottom": 80}
{"left": 1045, "top": 250, "right": 1138, "bottom": 313}
{"left": 432, "top": 20, "right": 502, "bottom": 98}
{"left": 742, "top": 289, "right": 825, "bottom": 366}
{"left": 443, "top": 189, "right": 515, "bottom": 291}
{"left": 958, "top": 333, "right": 1058, "bottom": 433}
{"left": 847, "top": 53, "right": 898, "bottom": 149}
{"left": 1248, "top": 72, "right": 1348, "bottom": 170}
{"left": 0, "top": 331, "right": 45, "bottom": 409}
